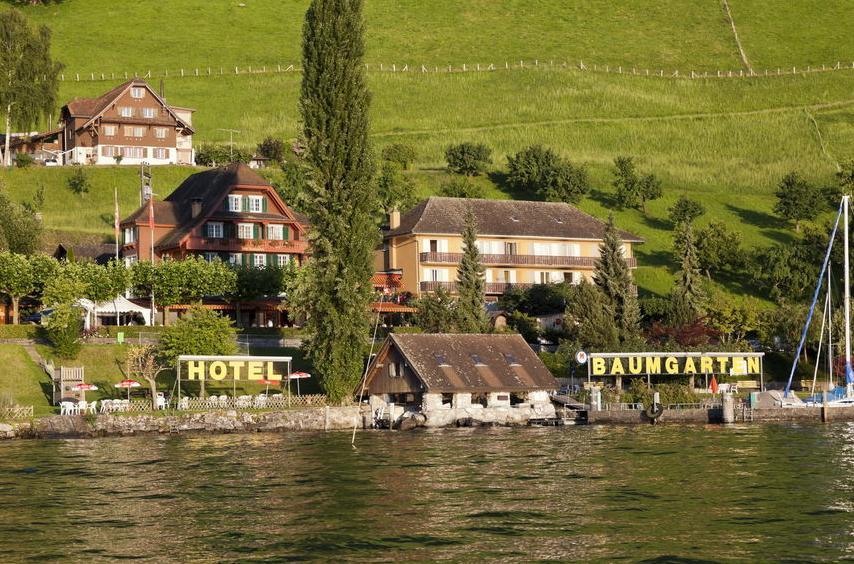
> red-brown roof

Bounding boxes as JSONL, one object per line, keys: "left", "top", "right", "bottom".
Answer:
{"left": 370, "top": 302, "right": 416, "bottom": 313}
{"left": 371, "top": 272, "right": 403, "bottom": 289}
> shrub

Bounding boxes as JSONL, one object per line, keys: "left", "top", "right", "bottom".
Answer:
{"left": 158, "top": 306, "right": 237, "bottom": 363}
{"left": 506, "top": 145, "right": 590, "bottom": 203}
{"left": 67, "top": 166, "right": 90, "bottom": 195}
{"left": 195, "top": 144, "right": 251, "bottom": 166}
{"left": 507, "top": 310, "right": 540, "bottom": 343}
{"left": 668, "top": 195, "right": 705, "bottom": 226}
{"left": 439, "top": 177, "right": 485, "bottom": 199}
{"left": 256, "top": 136, "right": 285, "bottom": 162}
{"left": 14, "top": 153, "right": 33, "bottom": 168}
{"left": 444, "top": 142, "right": 491, "bottom": 176}
{"left": 113, "top": 155, "right": 123, "bottom": 165}
{"left": 381, "top": 143, "right": 416, "bottom": 169}
{"left": 43, "top": 305, "right": 83, "bottom": 359}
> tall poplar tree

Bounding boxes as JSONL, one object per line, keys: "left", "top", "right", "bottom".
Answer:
{"left": 295, "top": 0, "right": 378, "bottom": 403}
{"left": 455, "top": 208, "right": 488, "bottom": 333}
{"left": 670, "top": 222, "right": 705, "bottom": 326}
{"left": 593, "top": 215, "right": 640, "bottom": 340}
{"left": 0, "top": 9, "right": 62, "bottom": 167}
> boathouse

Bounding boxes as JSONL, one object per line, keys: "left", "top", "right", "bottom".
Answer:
{"left": 364, "top": 334, "right": 559, "bottom": 425}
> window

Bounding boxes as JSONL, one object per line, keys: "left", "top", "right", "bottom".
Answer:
{"left": 423, "top": 239, "right": 448, "bottom": 253}
{"left": 101, "top": 145, "right": 118, "bottom": 157}
{"left": 123, "top": 126, "right": 145, "bottom": 137}
{"left": 206, "top": 222, "right": 223, "bottom": 239}
{"left": 204, "top": 252, "right": 217, "bottom": 262}
{"left": 228, "top": 195, "right": 242, "bottom": 212}
{"left": 277, "top": 254, "right": 292, "bottom": 266}
{"left": 121, "top": 146, "right": 144, "bottom": 158}
{"left": 142, "top": 108, "right": 156, "bottom": 119}
{"left": 228, "top": 253, "right": 242, "bottom": 266}
{"left": 131, "top": 87, "right": 145, "bottom": 99}
{"left": 470, "top": 354, "right": 485, "bottom": 366}
{"left": 119, "top": 106, "right": 133, "bottom": 117}
{"left": 388, "top": 362, "right": 397, "bottom": 378}
{"left": 103, "top": 125, "right": 117, "bottom": 137}
{"left": 123, "top": 227, "right": 136, "bottom": 244}
{"left": 503, "top": 353, "right": 520, "bottom": 366}
{"left": 504, "top": 242, "right": 517, "bottom": 255}
{"left": 267, "top": 224, "right": 284, "bottom": 240}
{"left": 434, "top": 354, "right": 449, "bottom": 366}
{"left": 425, "top": 269, "right": 448, "bottom": 282}
{"left": 248, "top": 196, "right": 263, "bottom": 213}
{"left": 153, "top": 148, "right": 169, "bottom": 159}
{"left": 253, "top": 254, "right": 267, "bottom": 267}
{"left": 238, "top": 223, "right": 254, "bottom": 239}
{"left": 154, "top": 127, "right": 168, "bottom": 139}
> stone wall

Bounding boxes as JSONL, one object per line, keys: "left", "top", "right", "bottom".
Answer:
{"left": 423, "top": 403, "right": 556, "bottom": 428}
{"left": 587, "top": 408, "right": 720, "bottom": 425}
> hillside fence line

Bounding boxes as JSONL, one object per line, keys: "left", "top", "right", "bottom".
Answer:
{"left": 56, "top": 58, "right": 854, "bottom": 83}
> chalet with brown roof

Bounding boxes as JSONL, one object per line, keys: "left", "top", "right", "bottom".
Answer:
{"left": 364, "top": 333, "right": 558, "bottom": 426}
{"left": 120, "top": 163, "right": 308, "bottom": 267}
{"left": 376, "top": 197, "right": 643, "bottom": 298}
{"left": 60, "top": 79, "right": 194, "bottom": 165}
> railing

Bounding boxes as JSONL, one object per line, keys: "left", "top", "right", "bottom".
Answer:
{"left": 420, "top": 251, "right": 636, "bottom": 268}
{"left": 95, "top": 395, "right": 328, "bottom": 413}
{"left": 0, "top": 405, "right": 34, "bottom": 419}
{"left": 419, "top": 281, "right": 535, "bottom": 294}
{"left": 186, "top": 237, "right": 309, "bottom": 254}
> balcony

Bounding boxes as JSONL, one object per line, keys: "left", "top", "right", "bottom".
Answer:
{"left": 419, "top": 251, "right": 636, "bottom": 268}
{"left": 186, "top": 237, "right": 309, "bottom": 254}
{"left": 420, "top": 281, "right": 534, "bottom": 294}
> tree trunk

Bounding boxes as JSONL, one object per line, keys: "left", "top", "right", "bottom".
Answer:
{"left": 12, "top": 296, "right": 19, "bottom": 325}
{"left": 146, "top": 378, "right": 158, "bottom": 411}
{"left": 4, "top": 104, "right": 12, "bottom": 168}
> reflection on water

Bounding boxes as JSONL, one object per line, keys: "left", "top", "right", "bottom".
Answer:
{"left": 1, "top": 424, "right": 853, "bottom": 561}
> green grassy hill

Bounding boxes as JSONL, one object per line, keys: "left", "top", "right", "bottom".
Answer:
{"left": 3, "top": 0, "right": 854, "bottom": 300}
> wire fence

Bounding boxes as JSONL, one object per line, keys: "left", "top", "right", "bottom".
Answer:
{"left": 57, "top": 58, "right": 854, "bottom": 83}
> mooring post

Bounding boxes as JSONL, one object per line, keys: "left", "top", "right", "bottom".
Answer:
{"left": 722, "top": 393, "right": 735, "bottom": 423}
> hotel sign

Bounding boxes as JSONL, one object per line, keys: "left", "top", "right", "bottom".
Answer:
{"left": 177, "top": 355, "right": 293, "bottom": 382}
{"left": 588, "top": 352, "right": 763, "bottom": 377}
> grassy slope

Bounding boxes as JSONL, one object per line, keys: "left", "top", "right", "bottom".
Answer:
{"left": 2, "top": 0, "right": 852, "bottom": 300}
{"left": 0, "top": 345, "right": 54, "bottom": 416}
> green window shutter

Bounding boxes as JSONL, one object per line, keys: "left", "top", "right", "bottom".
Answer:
{"left": 242, "top": 196, "right": 249, "bottom": 212}
{"left": 283, "top": 226, "right": 290, "bottom": 240}
{"left": 262, "top": 197, "right": 268, "bottom": 212}
{"left": 242, "top": 253, "right": 249, "bottom": 267}
{"left": 254, "top": 224, "right": 261, "bottom": 240}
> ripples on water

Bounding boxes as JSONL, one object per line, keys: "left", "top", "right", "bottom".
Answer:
{"left": 1, "top": 424, "right": 854, "bottom": 561}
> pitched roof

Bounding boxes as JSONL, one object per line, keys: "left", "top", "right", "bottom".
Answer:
{"left": 53, "top": 243, "right": 120, "bottom": 265}
{"left": 383, "top": 333, "right": 558, "bottom": 393}
{"left": 386, "top": 197, "right": 643, "bottom": 242}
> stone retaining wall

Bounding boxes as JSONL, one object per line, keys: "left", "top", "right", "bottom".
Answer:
{"left": 423, "top": 403, "right": 556, "bottom": 428}
{"left": 587, "top": 406, "right": 854, "bottom": 425}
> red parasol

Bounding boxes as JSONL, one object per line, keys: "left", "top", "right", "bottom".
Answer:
{"left": 289, "top": 372, "right": 311, "bottom": 395}
{"left": 114, "top": 379, "right": 142, "bottom": 400}
{"left": 257, "top": 378, "right": 280, "bottom": 395}
{"left": 72, "top": 383, "right": 99, "bottom": 391}
{"left": 710, "top": 375, "right": 719, "bottom": 394}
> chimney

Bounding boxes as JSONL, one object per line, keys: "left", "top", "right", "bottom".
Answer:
{"left": 191, "top": 198, "right": 202, "bottom": 218}
{"left": 389, "top": 208, "right": 400, "bottom": 230}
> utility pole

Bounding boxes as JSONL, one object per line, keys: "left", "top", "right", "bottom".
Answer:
{"left": 216, "top": 128, "right": 241, "bottom": 162}
{"left": 139, "top": 162, "right": 152, "bottom": 206}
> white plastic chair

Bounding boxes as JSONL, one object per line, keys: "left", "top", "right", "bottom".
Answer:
{"left": 218, "top": 395, "right": 228, "bottom": 408}
{"left": 60, "top": 401, "right": 73, "bottom": 415}
{"left": 87, "top": 400, "right": 98, "bottom": 414}
{"left": 178, "top": 397, "right": 189, "bottom": 410}
{"left": 156, "top": 395, "right": 167, "bottom": 410}
{"left": 101, "top": 399, "right": 112, "bottom": 413}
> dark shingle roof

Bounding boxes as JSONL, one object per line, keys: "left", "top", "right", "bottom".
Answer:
{"left": 386, "top": 197, "right": 643, "bottom": 242}
{"left": 387, "top": 333, "right": 558, "bottom": 393}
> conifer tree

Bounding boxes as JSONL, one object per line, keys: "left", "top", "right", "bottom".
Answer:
{"left": 670, "top": 222, "right": 705, "bottom": 326}
{"left": 593, "top": 215, "right": 641, "bottom": 339}
{"left": 294, "top": 0, "right": 378, "bottom": 403}
{"left": 455, "top": 208, "right": 489, "bottom": 333}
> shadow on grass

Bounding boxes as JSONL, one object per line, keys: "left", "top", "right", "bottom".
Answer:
{"left": 637, "top": 249, "right": 675, "bottom": 269}
{"left": 641, "top": 214, "right": 672, "bottom": 231}
{"left": 487, "top": 171, "right": 539, "bottom": 201}
{"left": 725, "top": 204, "right": 780, "bottom": 228}
{"left": 589, "top": 188, "right": 621, "bottom": 210}
{"left": 759, "top": 228, "right": 796, "bottom": 246}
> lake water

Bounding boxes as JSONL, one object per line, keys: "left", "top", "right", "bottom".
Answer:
{"left": 1, "top": 424, "right": 853, "bottom": 561}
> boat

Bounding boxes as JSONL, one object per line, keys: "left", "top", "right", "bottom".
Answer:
{"left": 785, "top": 196, "right": 854, "bottom": 404}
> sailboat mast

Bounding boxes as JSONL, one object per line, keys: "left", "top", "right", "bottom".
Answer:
{"left": 844, "top": 195, "right": 851, "bottom": 385}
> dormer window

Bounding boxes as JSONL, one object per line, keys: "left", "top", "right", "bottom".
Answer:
{"left": 435, "top": 354, "right": 449, "bottom": 366}
{"left": 131, "top": 87, "right": 145, "bottom": 99}
{"left": 248, "top": 196, "right": 263, "bottom": 213}
{"left": 228, "top": 195, "right": 241, "bottom": 212}
{"left": 503, "top": 353, "right": 520, "bottom": 366}
{"left": 470, "top": 354, "right": 485, "bottom": 366}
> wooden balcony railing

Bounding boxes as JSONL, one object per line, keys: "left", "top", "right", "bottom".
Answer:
{"left": 419, "top": 251, "right": 636, "bottom": 268}
{"left": 186, "top": 237, "right": 309, "bottom": 254}
{"left": 420, "top": 281, "right": 535, "bottom": 294}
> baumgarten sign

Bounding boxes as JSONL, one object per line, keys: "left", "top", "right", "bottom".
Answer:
{"left": 588, "top": 352, "right": 762, "bottom": 377}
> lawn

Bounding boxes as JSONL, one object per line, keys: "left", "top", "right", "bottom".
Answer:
{"left": 0, "top": 345, "right": 54, "bottom": 416}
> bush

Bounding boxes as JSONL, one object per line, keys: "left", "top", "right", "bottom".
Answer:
{"left": 507, "top": 310, "right": 540, "bottom": 343}
{"left": 158, "top": 307, "right": 237, "bottom": 363}
{"left": 439, "top": 177, "right": 485, "bottom": 199}
{"left": 506, "top": 145, "right": 589, "bottom": 203}
{"left": 445, "top": 142, "right": 491, "bottom": 176}
{"left": 668, "top": 196, "right": 705, "bottom": 226}
{"left": 14, "top": 153, "right": 33, "bottom": 168}
{"left": 67, "top": 166, "right": 90, "bottom": 195}
{"left": 196, "top": 144, "right": 251, "bottom": 166}
{"left": 381, "top": 143, "right": 416, "bottom": 169}
{"left": 43, "top": 305, "right": 83, "bottom": 359}
{"left": 0, "top": 325, "right": 38, "bottom": 339}
{"left": 257, "top": 136, "right": 285, "bottom": 162}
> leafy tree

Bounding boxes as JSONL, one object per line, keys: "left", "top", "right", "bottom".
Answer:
{"left": 752, "top": 244, "right": 817, "bottom": 303}
{"left": 564, "top": 281, "right": 619, "bottom": 351}
{"left": 293, "top": 0, "right": 378, "bottom": 404}
{"left": 837, "top": 160, "right": 854, "bottom": 196}
{"left": 507, "top": 310, "right": 540, "bottom": 343}
{"left": 416, "top": 286, "right": 456, "bottom": 333}
{"left": 125, "top": 345, "right": 169, "bottom": 410}
{"left": 498, "top": 282, "right": 573, "bottom": 316}
{"left": 506, "top": 145, "right": 590, "bottom": 203}
{"left": 195, "top": 143, "right": 251, "bottom": 166}
{"left": 256, "top": 136, "right": 285, "bottom": 162}
{"left": 444, "top": 142, "right": 491, "bottom": 176}
{"left": 42, "top": 263, "right": 87, "bottom": 307}
{"left": 612, "top": 156, "right": 662, "bottom": 213}
{"left": 67, "top": 166, "right": 89, "bottom": 195}
{"left": 43, "top": 304, "right": 82, "bottom": 359}
{"left": 695, "top": 220, "right": 743, "bottom": 278}
{"left": 0, "top": 191, "right": 42, "bottom": 254}
{"left": 0, "top": 8, "right": 62, "bottom": 167}
{"left": 0, "top": 251, "right": 32, "bottom": 323}
{"left": 455, "top": 209, "right": 488, "bottom": 333}
{"left": 376, "top": 160, "right": 416, "bottom": 212}
{"left": 774, "top": 172, "right": 822, "bottom": 231}
{"left": 80, "top": 260, "right": 130, "bottom": 303}
{"left": 593, "top": 216, "right": 640, "bottom": 340}
{"left": 439, "top": 176, "right": 485, "bottom": 199}
{"left": 158, "top": 306, "right": 237, "bottom": 363}
{"left": 704, "top": 292, "right": 760, "bottom": 347}
{"left": 228, "top": 263, "right": 294, "bottom": 323}
{"left": 669, "top": 222, "right": 705, "bottom": 327}
{"left": 381, "top": 142, "right": 416, "bottom": 169}
{"left": 668, "top": 195, "right": 705, "bottom": 226}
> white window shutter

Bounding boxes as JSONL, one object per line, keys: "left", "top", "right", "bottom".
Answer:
{"left": 509, "top": 270, "right": 517, "bottom": 283}
{"left": 421, "top": 239, "right": 430, "bottom": 253}
{"left": 485, "top": 269, "right": 493, "bottom": 283}
{"left": 440, "top": 269, "right": 449, "bottom": 282}
{"left": 438, "top": 239, "right": 449, "bottom": 253}
{"left": 568, "top": 243, "right": 580, "bottom": 256}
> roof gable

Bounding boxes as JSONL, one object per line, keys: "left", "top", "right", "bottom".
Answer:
{"left": 386, "top": 197, "right": 643, "bottom": 243}
{"left": 366, "top": 333, "right": 558, "bottom": 393}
